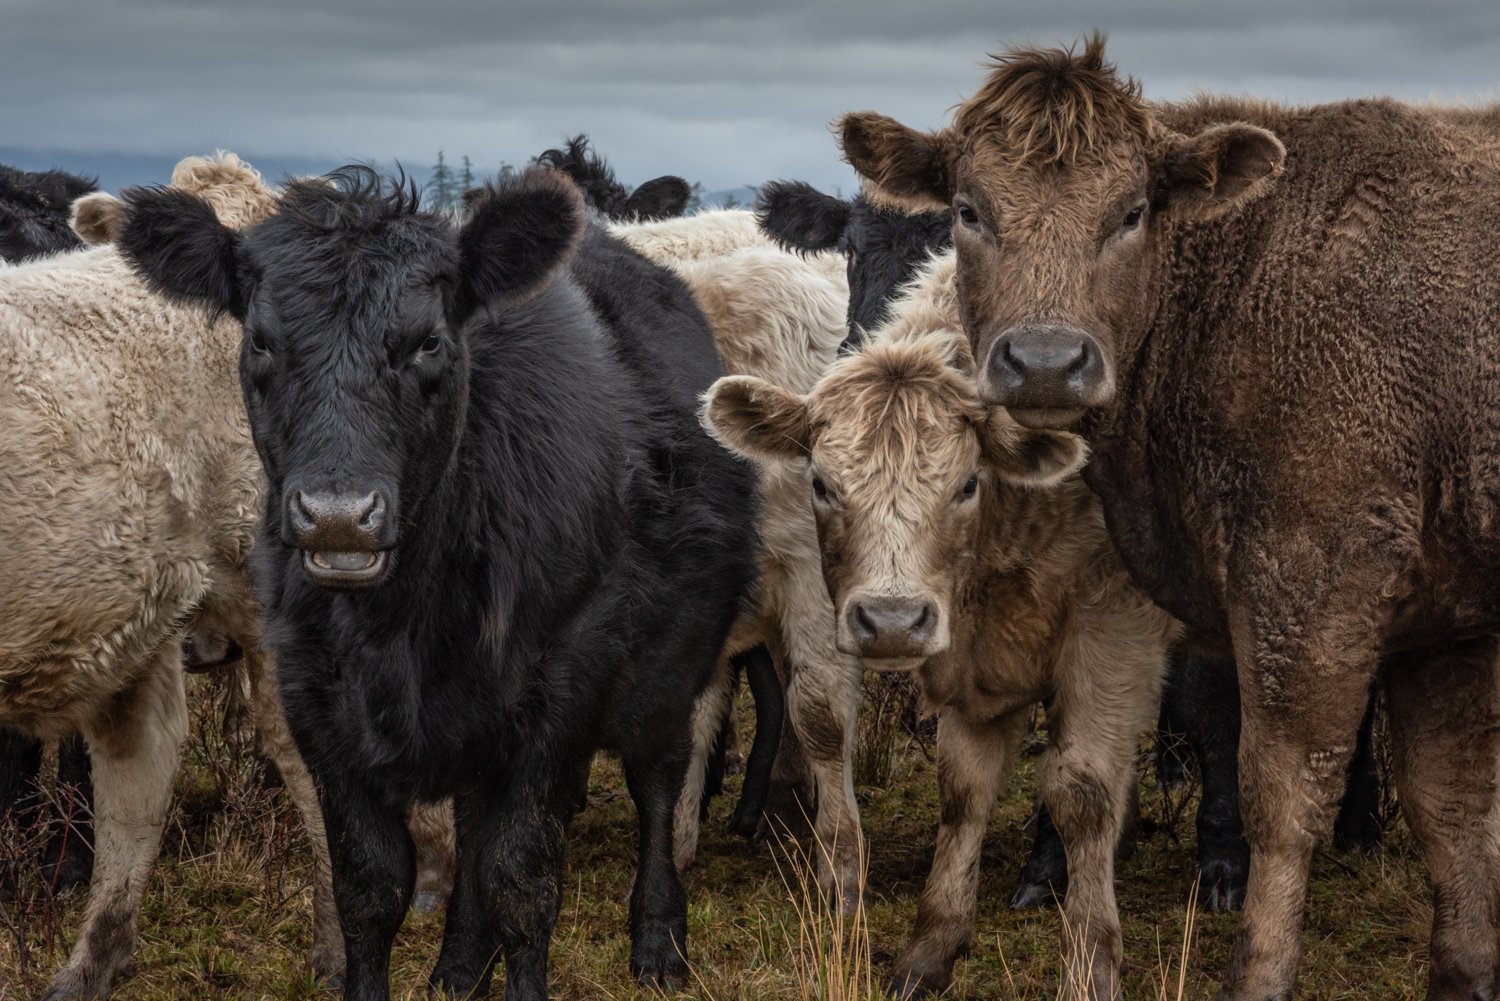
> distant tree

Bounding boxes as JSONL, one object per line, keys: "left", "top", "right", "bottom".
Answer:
{"left": 427, "top": 150, "right": 458, "bottom": 211}
{"left": 722, "top": 193, "right": 741, "bottom": 210}
{"left": 686, "top": 181, "right": 706, "bottom": 214}
{"left": 498, "top": 160, "right": 517, "bottom": 179}
{"left": 460, "top": 155, "right": 475, "bottom": 193}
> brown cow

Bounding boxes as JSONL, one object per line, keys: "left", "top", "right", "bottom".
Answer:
{"left": 839, "top": 33, "right": 1500, "bottom": 1001}
{"left": 705, "top": 309, "right": 1178, "bottom": 998}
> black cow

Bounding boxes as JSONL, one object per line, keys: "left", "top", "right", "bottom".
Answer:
{"left": 755, "top": 179, "right": 1383, "bottom": 913}
{"left": 534, "top": 134, "right": 691, "bottom": 221}
{"left": 120, "top": 167, "right": 757, "bottom": 1001}
{"left": 0, "top": 163, "right": 99, "bottom": 896}
{"left": 756, "top": 180, "right": 951, "bottom": 351}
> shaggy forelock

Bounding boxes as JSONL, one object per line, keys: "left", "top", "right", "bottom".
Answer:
{"left": 952, "top": 32, "right": 1153, "bottom": 165}
{"left": 280, "top": 165, "right": 426, "bottom": 233}
{"left": 536, "top": 134, "right": 630, "bottom": 218}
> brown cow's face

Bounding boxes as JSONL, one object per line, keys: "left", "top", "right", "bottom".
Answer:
{"left": 948, "top": 142, "right": 1154, "bottom": 429}
{"left": 702, "top": 337, "right": 1087, "bottom": 669}
{"left": 838, "top": 38, "right": 1283, "bottom": 430}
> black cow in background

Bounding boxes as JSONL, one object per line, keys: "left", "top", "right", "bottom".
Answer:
{"left": 0, "top": 163, "right": 99, "bottom": 895}
{"left": 120, "top": 167, "right": 758, "bottom": 1001}
{"left": 535, "top": 134, "right": 691, "bottom": 221}
{"left": 756, "top": 179, "right": 1384, "bottom": 913}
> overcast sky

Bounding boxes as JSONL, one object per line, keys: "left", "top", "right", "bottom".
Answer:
{"left": 3, "top": 0, "right": 1498, "bottom": 193}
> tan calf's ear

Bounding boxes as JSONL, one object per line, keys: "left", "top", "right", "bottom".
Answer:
{"left": 980, "top": 414, "right": 1088, "bottom": 487}
{"left": 1158, "top": 123, "right": 1285, "bottom": 221}
{"left": 838, "top": 112, "right": 955, "bottom": 214}
{"left": 71, "top": 192, "right": 126, "bottom": 244}
{"left": 701, "top": 376, "right": 811, "bottom": 464}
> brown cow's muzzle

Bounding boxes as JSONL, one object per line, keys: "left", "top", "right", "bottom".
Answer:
{"left": 838, "top": 592, "right": 944, "bottom": 665}
{"left": 981, "top": 323, "right": 1113, "bottom": 429}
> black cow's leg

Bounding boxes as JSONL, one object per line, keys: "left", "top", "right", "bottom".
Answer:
{"left": 1332, "top": 685, "right": 1383, "bottom": 855}
{"left": 1155, "top": 659, "right": 1193, "bottom": 792}
{"left": 729, "top": 644, "right": 784, "bottom": 839}
{"left": 1010, "top": 801, "right": 1067, "bottom": 910}
{"left": 430, "top": 792, "right": 499, "bottom": 999}
{"left": 322, "top": 783, "right": 413, "bottom": 1001}
{"left": 623, "top": 741, "right": 692, "bottom": 989}
{"left": 1167, "top": 650, "right": 1250, "bottom": 912}
{"left": 42, "top": 734, "right": 95, "bottom": 893}
{"left": 0, "top": 728, "right": 44, "bottom": 894}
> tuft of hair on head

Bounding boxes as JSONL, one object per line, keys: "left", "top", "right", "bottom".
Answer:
{"left": 166, "top": 150, "right": 276, "bottom": 229}
{"left": 755, "top": 179, "right": 850, "bottom": 254}
{"left": 277, "top": 164, "right": 422, "bottom": 233}
{"left": 953, "top": 31, "right": 1152, "bottom": 165}
{"left": 536, "top": 134, "right": 630, "bottom": 216}
{"left": 71, "top": 191, "right": 126, "bottom": 244}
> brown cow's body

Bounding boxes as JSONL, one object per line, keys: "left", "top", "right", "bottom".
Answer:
{"left": 839, "top": 35, "right": 1500, "bottom": 1001}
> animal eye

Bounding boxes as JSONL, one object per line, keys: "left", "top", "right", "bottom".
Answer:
{"left": 247, "top": 329, "right": 271, "bottom": 356}
{"left": 1121, "top": 205, "right": 1144, "bottom": 230}
{"left": 959, "top": 474, "right": 979, "bottom": 501}
{"left": 956, "top": 203, "right": 981, "bottom": 230}
{"left": 420, "top": 332, "right": 443, "bottom": 354}
{"left": 812, "top": 477, "right": 829, "bottom": 502}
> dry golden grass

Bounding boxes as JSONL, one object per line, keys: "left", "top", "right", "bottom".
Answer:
{"left": 1, "top": 672, "right": 1434, "bottom": 1000}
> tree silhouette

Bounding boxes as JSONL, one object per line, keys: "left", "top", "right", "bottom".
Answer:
{"left": 427, "top": 150, "right": 458, "bottom": 211}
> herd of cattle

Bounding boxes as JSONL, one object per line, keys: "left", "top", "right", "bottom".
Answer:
{"left": 2, "top": 33, "right": 1497, "bottom": 1001}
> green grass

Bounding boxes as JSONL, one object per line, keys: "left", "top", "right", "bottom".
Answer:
{"left": 1, "top": 675, "right": 1432, "bottom": 1000}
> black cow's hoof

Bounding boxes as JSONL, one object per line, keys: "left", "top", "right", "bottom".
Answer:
{"left": 630, "top": 924, "right": 689, "bottom": 992}
{"left": 726, "top": 805, "right": 763, "bottom": 840}
{"left": 1008, "top": 876, "right": 1063, "bottom": 911}
{"left": 1199, "top": 856, "right": 1247, "bottom": 913}
{"left": 1332, "top": 815, "right": 1383, "bottom": 857}
{"left": 1155, "top": 745, "right": 1190, "bottom": 793}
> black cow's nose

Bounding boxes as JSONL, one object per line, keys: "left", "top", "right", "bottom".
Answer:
{"left": 982, "top": 324, "right": 1110, "bottom": 421}
{"left": 848, "top": 596, "right": 937, "bottom": 659}
{"left": 286, "top": 489, "right": 387, "bottom": 551}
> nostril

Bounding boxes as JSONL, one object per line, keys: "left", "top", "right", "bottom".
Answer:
{"left": 358, "top": 492, "right": 385, "bottom": 531}
{"left": 1002, "top": 338, "right": 1025, "bottom": 375}
{"left": 911, "top": 604, "right": 931, "bottom": 635}
{"left": 1065, "top": 339, "right": 1093, "bottom": 377}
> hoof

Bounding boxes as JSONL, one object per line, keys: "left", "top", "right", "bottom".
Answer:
{"left": 1008, "top": 877, "right": 1063, "bottom": 911}
{"left": 428, "top": 969, "right": 493, "bottom": 999}
{"left": 887, "top": 967, "right": 947, "bottom": 1000}
{"left": 41, "top": 852, "right": 94, "bottom": 896}
{"left": 726, "top": 806, "right": 763, "bottom": 841}
{"left": 1198, "top": 857, "right": 1247, "bottom": 913}
{"left": 631, "top": 922, "right": 689, "bottom": 992}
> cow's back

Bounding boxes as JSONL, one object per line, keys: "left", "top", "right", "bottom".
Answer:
{"left": 0, "top": 247, "right": 258, "bottom": 733}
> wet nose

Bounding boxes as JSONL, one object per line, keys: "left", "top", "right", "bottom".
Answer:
{"left": 286, "top": 488, "right": 387, "bottom": 551}
{"left": 983, "top": 324, "right": 1108, "bottom": 415}
{"left": 847, "top": 596, "right": 937, "bottom": 660}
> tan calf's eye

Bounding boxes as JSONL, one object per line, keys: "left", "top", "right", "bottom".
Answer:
{"left": 958, "top": 474, "right": 979, "bottom": 502}
{"left": 812, "top": 477, "right": 829, "bottom": 501}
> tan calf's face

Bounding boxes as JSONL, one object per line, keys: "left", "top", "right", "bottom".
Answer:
{"left": 704, "top": 336, "right": 1086, "bottom": 668}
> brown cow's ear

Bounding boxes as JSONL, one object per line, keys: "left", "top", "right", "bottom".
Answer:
{"left": 979, "top": 413, "right": 1088, "bottom": 487}
{"left": 838, "top": 112, "right": 954, "bottom": 213}
{"left": 1157, "top": 123, "right": 1285, "bottom": 221}
{"left": 701, "top": 376, "right": 811, "bottom": 464}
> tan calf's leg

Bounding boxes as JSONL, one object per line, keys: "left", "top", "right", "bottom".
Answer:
{"left": 673, "top": 653, "right": 733, "bottom": 871}
{"left": 1385, "top": 637, "right": 1500, "bottom": 1001}
{"left": 244, "top": 646, "right": 345, "bottom": 984}
{"left": 1043, "top": 638, "right": 1161, "bottom": 1001}
{"left": 43, "top": 645, "right": 187, "bottom": 1001}
{"left": 891, "top": 707, "right": 1028, "bottom": 999}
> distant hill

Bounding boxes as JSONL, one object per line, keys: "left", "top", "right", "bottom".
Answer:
{"left": 697, "top": 185, "right": 759, "bottom": 211}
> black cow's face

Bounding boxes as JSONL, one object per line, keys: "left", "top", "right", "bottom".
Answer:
{"left": 119, "top": 168, "right": 587, "bottom": 591}
{"left": 757, "top": 180, "right": 951, "bottom": 349}
{"left": 0, "top": 167, "right": 95, "bottom": 263}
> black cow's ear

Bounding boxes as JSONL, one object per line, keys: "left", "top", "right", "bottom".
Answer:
{"left": 624, "top": 175, "right": 691, "bottom": 220}
{"left": 838, "top": 112, "right": 955, "bottom": 214}
{"left": 756, "top": 180, "right": 850, "bottom": 253}
{"left": 1157, "top": 124, "right": 1285, "bottom": 221}
{"left": 456, "top": 168, "right": 587, "bottom": 318}
{"left": 119, "top": 186, "right": 247, "bottom": 319}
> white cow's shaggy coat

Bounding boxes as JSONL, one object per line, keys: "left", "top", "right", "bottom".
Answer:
{"left": 0, "top": 154, "right": 343, "bottom": 997}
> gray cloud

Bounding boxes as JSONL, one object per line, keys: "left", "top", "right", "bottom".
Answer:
{"left": 3, "top": 0, "right": 1497, "bottom": 192}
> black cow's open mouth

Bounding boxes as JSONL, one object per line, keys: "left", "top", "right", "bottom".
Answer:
{"left": 301, "top": 550, "right": 390, "bottom": 590}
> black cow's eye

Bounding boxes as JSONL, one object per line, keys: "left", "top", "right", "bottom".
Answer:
{"left": 420, "top": 332, "right": 443, "bottom": 354}
{"left": 1121, "top": 205, "right": 1144, "bottom": 230}
{"left": 956, "top": 203, "right": 981, "bottom": 230}
{"left": 247, "top": 329, "right": 270, "bottom": 356}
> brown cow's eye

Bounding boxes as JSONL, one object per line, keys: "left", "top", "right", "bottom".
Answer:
{"left": 956, "top": 203, "right": 981, "bottom": 230}
{"left": 1121, "top": 205, "right": 1145, "bottom": 230}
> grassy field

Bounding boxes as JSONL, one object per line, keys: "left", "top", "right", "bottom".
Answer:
{"left": 1, "top": 672, "right": 1433, "bottom": 1000}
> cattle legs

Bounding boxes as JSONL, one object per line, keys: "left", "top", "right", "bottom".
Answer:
{"left": 1384, "top": 637, "right": 1500, "bottom": 1001}
{"left": 624, "top": 744, "right": 694, "bottom": 988}
{"left": 891, "top": 708, "right": 1028, "bottom": 999}
{"left": 42, "top": 645, "right": 187, "bottom": 1001}
{"left": 321, "top": 786, "right": 414, "bottom": 1001}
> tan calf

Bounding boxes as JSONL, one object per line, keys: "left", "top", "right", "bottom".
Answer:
{"left": 706, "top": 323, "right": 1178, "bottom": 999}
